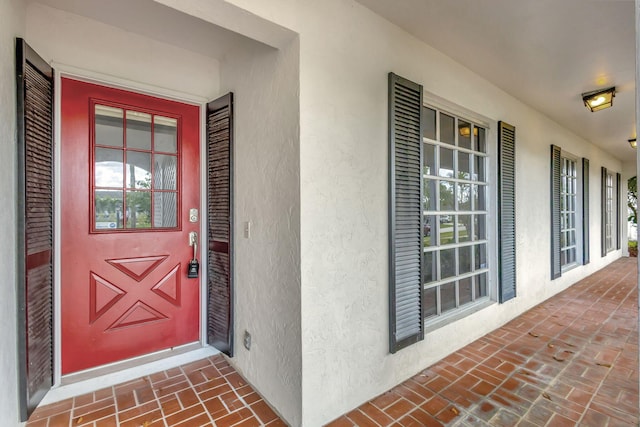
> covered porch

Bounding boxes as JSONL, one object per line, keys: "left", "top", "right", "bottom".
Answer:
{"left": 27, "top": 258, "right": 638, "bottom": 426}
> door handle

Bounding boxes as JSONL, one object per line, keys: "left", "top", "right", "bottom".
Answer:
{"left": 189, "top": 231, "right": 198, "bottom": 254}
{"left": 188, "top": 231, "right": 199, "bottom": 278}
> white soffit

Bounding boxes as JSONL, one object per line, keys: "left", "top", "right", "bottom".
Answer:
{"left": 357, "top": 0, "right": 636, "bottom": 162}
{"left": 29, "top": 0, "right": 267, "bottom": 59}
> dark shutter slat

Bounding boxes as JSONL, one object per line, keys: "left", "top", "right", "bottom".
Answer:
{"left": 396, "top": 261, "right": 421, "bottom": 270}
{"left": 616, "top": 173, "right": 621, "bottom": 250}
{"left": 550, "top": 145, "right": 561, "bottom": 280}
{"left": 206, "top": 93, "right": 234, "bottom": 356}
{"left": 582, "top": 158, "right": 590, "bottom": 264}
{"left": 396, "top": 251, "right": 420, "bottom": 261}
{"left": 601, "top": 167, "right": 607, "bottom": 257}
{"left": 389, "top": 73, "right": 423, "bottom": 353}
{"left": 16, "top": 38, "right": 54, "bottom": 421}
{"left": 498, "top": 121, "right": 516, "bottom": 303}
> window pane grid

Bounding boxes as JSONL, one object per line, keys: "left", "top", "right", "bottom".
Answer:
{"left": 424, "top": 268, "right": 490, "bottom": 289}
{"left": 605, "top": 173, "right": 614, "bottom": 251}
{"left": 93, "top": 103, "right": 180, "bottom": 231}
{"left": 423, "top": 139, "right": 489, "bottom": 157}
{"left": 423, "top": 239, "right": 489, "bottom": 253}
{"left": 560, "top": 157, "right": 577, "bottom": 268}
{"left": 424, "top": 210, "right": 488, "bottom": 214}
{"left": 423, "top": 176, "right": 489, "bottom": 186}
{"left": 422, "top": 106, "right": 489, "bottom": 318}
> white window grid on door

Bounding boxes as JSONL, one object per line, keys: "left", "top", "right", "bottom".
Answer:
{"left": 422, "top": 107, "right": 490, "bottom": 321}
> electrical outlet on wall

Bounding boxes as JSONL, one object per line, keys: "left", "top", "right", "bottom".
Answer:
{"left": 243, "top": 330, "right": 251, "bottom": 350}
{"left": 244, "top": 221, "right": 251, "bottom": 238}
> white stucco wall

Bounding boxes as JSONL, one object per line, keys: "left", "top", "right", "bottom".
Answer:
{"left": 156, "top": 0, "right": 627, "bottom": 425}
{"left": 25, "top": 2, "right": 221, "bottom": 100}
{"left": 296, "top": 3, "right": 623, "bottom": 425}
{"left": 179, "top": 2, "right": 623, "bottom": 425}
{"left": 0, "top": 0, "right": 25, "bottom": 425}
{"left": 2, "top": 0, "right": 627, "bottom": 425}
{"left": 219, "top": 39, "right": 302, "bottom": 426}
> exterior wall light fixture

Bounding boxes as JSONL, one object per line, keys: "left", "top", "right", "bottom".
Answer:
{"left": 582, "top": 87, "right": 616, "bottom": 112}
{"left": 629, "top": 138, "right": 637, "bottom": 149}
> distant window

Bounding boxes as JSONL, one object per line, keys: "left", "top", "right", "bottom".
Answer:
{"left": 605, "top": 171, "right": 614, "bottom": 252}
{"left": 551, "top": 146, "right": 588, "bottom": 278}
{"left": 600, "top": 167, "right": 619, "bottom": 256}
{"left": 560, "top": 156, "right": 580, "bottom": 268}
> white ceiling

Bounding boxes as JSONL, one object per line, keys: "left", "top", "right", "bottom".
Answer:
{"left": 31, "top": 0, "right": 636, "bottom": 161}
{"left": 356, "top": 0, "right": 636, "bottom": 162}
{"left": 30, "top": 0, "right": 263, "bottom": 59}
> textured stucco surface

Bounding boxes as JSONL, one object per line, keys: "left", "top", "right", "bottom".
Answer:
{"left": 219, "top": 40, "right": 302, "bottom": 426}
{"left": 296, "top": 2, "right": 623, "bottom": 424}
{"left": 156, "top": 0, "right": 627, "bottom": 425}
{"left": 0, "top": 0, "right": 25, "bottom": 425}
{"left": 26, "top": 2, "right": 221, "bottom": 100}
{"left": 202, "top": 1, "right": 624, "bottom": 425}
{"left": 23, "top": 1, "right": 303, "bottom": 424}
{"left": 0, "top": 0, "right": 629, "bottom": 425}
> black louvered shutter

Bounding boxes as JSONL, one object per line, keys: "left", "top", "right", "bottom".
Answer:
{"left": 601, "top": 167, "right": 607, "bottom": 257}
{"left": 616, "top": 173, "right": 621, "bottom": 250}
{"left": 16, "top": 38, "right": 54, "bottom": 421}
{"left": 498, "top": 122, "right": 516, "bottom": 303}
{"left": 206, "top": 93, "right": 234, "bottom": 356}
{"left": 550, "top": 145, "right": 561, "bottom": 280}
{"left": 388, "top": 73, "right": 423, "bottom": 353}
{"left": 582, "top": 158, "right": 589, "bottom": 264}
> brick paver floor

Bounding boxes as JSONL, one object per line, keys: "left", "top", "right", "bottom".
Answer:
{"left": 27, "top": 258, "right": 638, "bottom": 426}
{"left": 26, "top": 355, "right": 285, "bottom": 427}
{"left": 327, "top": 257, "right": 639, "bottom": 426}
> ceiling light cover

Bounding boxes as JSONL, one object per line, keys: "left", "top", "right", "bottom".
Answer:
{"left": 582, "top": 87, "right": 615, "bottom": 112}
{"left": 458, "top": 126, "right": 478, "bottom": 137}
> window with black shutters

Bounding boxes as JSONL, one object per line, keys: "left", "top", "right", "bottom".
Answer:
{"left": 389, "top": 73, "right": 511, "bottom": 352}
{"left": 550, "top": 146, "right": 588, "bottom": 279}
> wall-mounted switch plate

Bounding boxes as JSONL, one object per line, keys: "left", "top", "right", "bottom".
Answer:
{"left": 244, "top": 221, "right": 251, "bottom": 239}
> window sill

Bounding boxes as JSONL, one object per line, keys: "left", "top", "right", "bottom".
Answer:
{"left": 424, "top": 298, "right": 495, "bottom": 334}
{"left": 561, "top": 262, "right": 579, "bottom": 274}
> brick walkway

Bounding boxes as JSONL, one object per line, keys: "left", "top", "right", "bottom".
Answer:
{"left": 327, "top": 257, "right": 639, "bottom": 426}
{"left": 27, "top": 258, "right": 638, "bottom": 426}
{"left": 26, "top": 356, "right": 285, "bottom": 427}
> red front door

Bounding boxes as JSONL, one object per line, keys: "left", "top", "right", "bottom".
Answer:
{"left": 61, "top": 78, "right": 200, "bottom": 374}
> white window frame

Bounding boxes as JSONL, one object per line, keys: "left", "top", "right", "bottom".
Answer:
{"left": 605, "top": 171, "right": 615, "bottom": 252}
{"left": 559, "top": 152, "right": 583, "bottom": 271}
{"left": 422, "top": 92, "right": 497, "bottom": 329}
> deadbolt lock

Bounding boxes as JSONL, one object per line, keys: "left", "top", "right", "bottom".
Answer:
{"left": 189, "top": 208, "right": 198, "bottom": 223}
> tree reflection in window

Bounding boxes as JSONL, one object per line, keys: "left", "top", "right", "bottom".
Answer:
{"left": 93, "top": 104, "right": 178, "bottom": 231}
